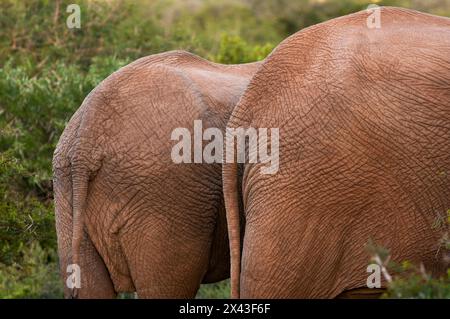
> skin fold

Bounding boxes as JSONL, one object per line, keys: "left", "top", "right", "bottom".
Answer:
{"left": 223, "top": 7, "right": 450, "bottom": 298}
{"left": 53, "top": 51, "right": 260, "bottom": 298}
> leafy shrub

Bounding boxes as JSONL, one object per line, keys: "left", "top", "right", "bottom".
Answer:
{"left": 0, "top": 0, "right": 278, "bottom": 71}
{"left": 197, "top": 280, "right": 230, "bottom": 299}
{"left": 0, "top": 243, "right": 62, "bottom": 298}
{"left": 384, "top": 268, "right": 450, "bottom": 299}
{"left": 0, "top": 150, "right": 55, "bottom": 264}
{"left": 0, "top": 57, "right": 129, "bottom": 192}
{"left": 1, "top": 0, "right": 449, "bottom": 299}
{"left": 212, "top": 34, "right": 274, "bottom": 64}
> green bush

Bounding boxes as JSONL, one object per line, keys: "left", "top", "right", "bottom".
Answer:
{"left": 0, "top": 57, "right": 129, "bottom": 191}
{"left": 0, "top": 243, "right": 62, "bottom": 298}
{"left": 212, "top": 34, "right": 274, "bottom": 64}
{"left": 197, "top": 280, "right": 230, "bottom": 299}
{"left": 384, "top": 269, "right": 450, "bottom": 299}
{"left": 0, "top": 0, "right": 278, "bottom": 71}
{"left": 0, "top": 150, "right": 55, "bottom": 264}
{"left": 1, "top": 0, "right": 449, "bottom": 299}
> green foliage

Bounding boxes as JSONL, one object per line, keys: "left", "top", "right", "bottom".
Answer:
{"left": 383, "top": 266, "right": 450, "bottom": 299}
{"left": 0, "top": 0, "right": 161, "bottom": 70}
{"left": 0, "top": 0, "right": 279, "bottom": 71}
{"left": 197, "top": 280, "right": 231, "bottom": 299}
{"left": 0, "top": 57, "right": 129, "bottom": 191}
{"left": 213, "top": 34, "right": 274, "bottom": 64}
{"left": 1, "top": 0, "right": 449, "bottom": 298}
{"left": 0, "top": 243, "right": 62, "bottom": 298}
{"left": 0, "top": 150, "right": 56, "bottom": 265}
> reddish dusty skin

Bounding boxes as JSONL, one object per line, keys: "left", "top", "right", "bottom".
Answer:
{"left": 53, "top": 51, "right": 260, "bottom": 298}
{"left": 223, "top": 7, "right": 450, "bottom": 298}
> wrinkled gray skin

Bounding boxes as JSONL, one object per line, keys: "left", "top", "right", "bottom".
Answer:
{"left": 223, "top": 7, "right": 450, "bottom": 298}
{"left": 53, "top": 51, "right": 260, "bottom": 298}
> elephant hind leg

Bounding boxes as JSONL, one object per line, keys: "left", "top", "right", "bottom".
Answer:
{"left": 75, "top": 230, "right": 118, "bottom": 298}
{"left": 335, "top": 287, "right": 385, "bottom": 299}
{"left": 120, "top": 213, "right": 213, "bottom": 298}
{"left": 60, "top": 211, "right": 117, "bottom": 298}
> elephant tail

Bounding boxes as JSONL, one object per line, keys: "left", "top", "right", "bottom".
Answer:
{"left": 69, "top": 167, "right": 90, "bottom": 298}
{"left": 53, "top": 137, "right": 91, "bottom": 299}
{"left": 223, "top": 137, "right": 241, "bottom": 299}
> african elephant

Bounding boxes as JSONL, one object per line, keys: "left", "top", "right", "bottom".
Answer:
{"left": 223, "top": 7, "right": 450, "bottom": 298}
{"left": 53, "top": 50, "right": 260, "bottom": 298}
